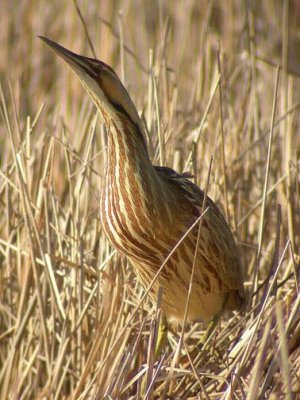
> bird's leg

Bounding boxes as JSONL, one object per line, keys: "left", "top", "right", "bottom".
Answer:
{"left": 140, "top": 316, "right": 168, "bottom": 396}
{"left": 179, "top": 316, "right": 219, "bottom": 367}
{"left": 197, "top": 293, "right": 232, "bottom": 349}
{"left": 197, "top": 314, "right": 219, "bottom": 348}
{"left": 201, "top": 297, "right": 234, "bottom": 351}
{"left": 155, "top": 315, "right": 168, "bottom": 358}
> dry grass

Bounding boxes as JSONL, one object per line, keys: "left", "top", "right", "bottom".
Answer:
{"left": 0, "top": 1, "right": 300, "bottom": 399}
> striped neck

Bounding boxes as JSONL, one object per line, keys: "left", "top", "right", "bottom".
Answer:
{"left": 105, "top": 113, "right": 154, "bottom": 182}
{"left": 103, "top": 113, "right": 163, "bottom": 227}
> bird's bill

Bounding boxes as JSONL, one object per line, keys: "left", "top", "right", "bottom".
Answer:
{"left": 39, "top": 35, "right": 145, "bottom": 135}
{"left": 39, "top": 36, "right": 96, "bottom": 79}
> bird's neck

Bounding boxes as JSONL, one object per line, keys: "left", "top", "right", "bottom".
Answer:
{"left": 106, "top": 116, "right": 150, "bottom": 173}
{"left": 100, "top": 113, "right": 175, "bottom": 244}
{"left": 104, "top": 115, "right": 161, "bottom": 210}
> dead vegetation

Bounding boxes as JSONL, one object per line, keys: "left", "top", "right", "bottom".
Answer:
{"left": 0, "top": 0, "right": 299, "bottom": 398}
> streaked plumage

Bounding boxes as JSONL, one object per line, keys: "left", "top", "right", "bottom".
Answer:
{"left": 40, "top": 36, "right": 245, "bottom": 323}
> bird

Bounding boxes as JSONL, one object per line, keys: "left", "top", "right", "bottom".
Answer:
{"left": 39, "top": 36, "right": 245, "bottom": 337}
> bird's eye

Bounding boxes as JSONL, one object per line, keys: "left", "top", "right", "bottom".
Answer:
{"left": 89, "top": 62, "right": 102, "bottom": 77}
{"left": 95, "top": 64, "right": 103, "bottom": 75}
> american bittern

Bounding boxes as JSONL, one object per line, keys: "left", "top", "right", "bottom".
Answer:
{"left": 40, "top": 37, "right": 244, "bottom": 337}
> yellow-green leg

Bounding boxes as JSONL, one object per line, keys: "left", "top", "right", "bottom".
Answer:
{"left": 197, "top": 295, "right": 230, "bottom": 349}
{"left": 155, "top": 316, "right": 168, "bottom": 357}
{"left": 141, "top": 316, "right": 168, "bottom": 396}
{"left": 179, "top": 316, "right": 219, "bottom": 367}
{"left": 197, "top": 315, "right": 218, "bottom": 348}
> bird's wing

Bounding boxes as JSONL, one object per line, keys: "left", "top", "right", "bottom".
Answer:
{"left": 154, "top": 166, "right": 244, "bottom": 294}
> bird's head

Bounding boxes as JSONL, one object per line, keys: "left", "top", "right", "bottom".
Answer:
{"left": 39, "top": 36, "right": 143, "bottom": 132}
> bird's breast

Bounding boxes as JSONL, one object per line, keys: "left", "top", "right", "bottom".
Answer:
{"left": 100, "top": 174, "right": 168, "bottom": 265}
